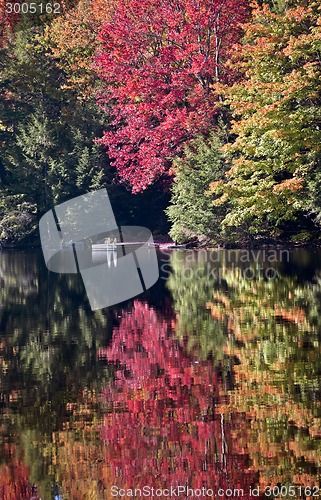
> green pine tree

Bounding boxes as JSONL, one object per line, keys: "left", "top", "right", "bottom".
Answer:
{"left": 166, "top": 133, "right": 227, "bottom": 244}
{"left": 1, "top": 24, "right": 109, "bottom": 244}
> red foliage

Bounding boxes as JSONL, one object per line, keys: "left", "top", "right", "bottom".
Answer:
{"left": 0, "top": 445, "right": 33, "bottom": 499}
{"left": 98, "top": 301, "right": 256, "bottom": 497}
{"left": 0, "top": 0, "right": 20, "bottom": 47}
{"left": 95, "top": 0, "right": 249, "bottom": 192}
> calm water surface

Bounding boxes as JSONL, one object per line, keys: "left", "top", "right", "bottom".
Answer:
{"left": 1, "top": 249, "right": 321, "bottom": 499}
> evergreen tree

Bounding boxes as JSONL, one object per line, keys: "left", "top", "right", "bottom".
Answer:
{"left": 0, "top": 22, "right": 108, "bottom": 243}
{"left": 166, "top": 134, "right": 227, "bottom": 244}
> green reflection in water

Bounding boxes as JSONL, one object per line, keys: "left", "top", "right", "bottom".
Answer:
{"left": 0, "top": 250, "right": 113, "bottom": 498}
{"left": 166, "top": 250, "right": 229, "bottom": 367}
{"left": 166, "top": 249, "right": 321, "bottom": 493}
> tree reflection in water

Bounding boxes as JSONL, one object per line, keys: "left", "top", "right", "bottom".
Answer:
{"left": 0, "top": 250, "right": 320, "bottom": 497}
{"left": 99, "top": 301, "right": 256, "bottom": 497}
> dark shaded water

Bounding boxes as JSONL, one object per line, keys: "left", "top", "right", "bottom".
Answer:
{"left": 1, "top": 248, "right": 321, "bottom": 499}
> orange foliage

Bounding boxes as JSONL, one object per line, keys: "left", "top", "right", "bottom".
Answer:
{"left": 0, "top": 444, "right": 33, "bottom": 499}
{"left": 52, "top": 428, "right": 113, "bottom": 499}
{"left": 274, "top": 306, "right": 307, "bottom": 325}
{"left": 272, "top": 178, "right": 303, "bottom": 194}
{"left": 48, "top": 0, "right": 116, "bottom": 96}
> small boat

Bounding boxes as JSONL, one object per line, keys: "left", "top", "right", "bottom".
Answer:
{"left": 92, "top": 241, "right": 159, "bottom": 252}
{"left": 167, "top": 243, "right": 188, "bottom": 249}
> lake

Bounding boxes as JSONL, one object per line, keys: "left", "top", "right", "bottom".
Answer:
{"left": 0, "top": 248, "right": 321, "bottom": 499}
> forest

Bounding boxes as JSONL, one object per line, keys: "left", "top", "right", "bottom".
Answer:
{"left": 0, "top": 0, "right": 320, "bottom": 246}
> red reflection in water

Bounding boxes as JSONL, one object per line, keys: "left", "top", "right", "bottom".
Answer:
{"left": 0, "top": 445, "right": 34, "bottom": 499}
{"left": 99, "top": 301, "right": 257, "bottom": 498}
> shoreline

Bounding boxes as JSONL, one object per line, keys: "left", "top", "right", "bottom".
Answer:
{"left": 2, "top": 236, "right": 321, "bottom": 251}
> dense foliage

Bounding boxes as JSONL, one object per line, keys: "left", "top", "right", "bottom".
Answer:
{"left": 95, "top": 0, "right": 248, "bottom": 192}
{"left": 0, "top": 0, "right": 321, "bottom": 244}
{"left": 210, "top": 0, "right": 321, "bottom": 243}
{"left": 166, "top": 133, "right": 227, "bottom": 243}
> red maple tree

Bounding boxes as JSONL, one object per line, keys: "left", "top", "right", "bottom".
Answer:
{"left": 94, "top": 0, "right": 249, "bottom": 192}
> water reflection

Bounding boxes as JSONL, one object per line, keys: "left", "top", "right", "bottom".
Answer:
{"left": 166, "top": 249, "right": 321, "bottom": 494}
{"left": 0, "top": 250, "right": 112, "bottom": 498}
{"left": 98, "top": 301, "right": 256, "bottom": 497}
{"left": 0, "top": 249, "right": 320, "bottom": 497}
